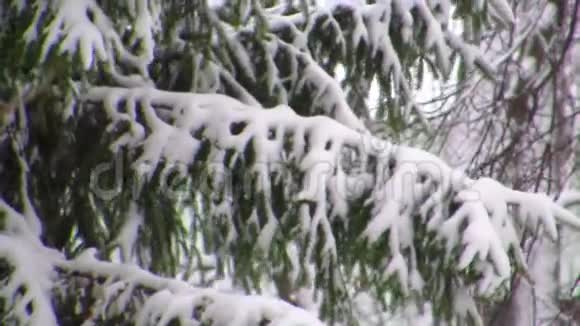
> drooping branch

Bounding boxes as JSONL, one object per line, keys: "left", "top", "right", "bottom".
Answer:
{"left": 2, "top": 0, "right": 579, "bottom": 324}
{"left": 0, "top": 200, "right": 325, "bottom": 325}
{"left": 22, "top": 0, "right": 510, "bottom": 132}
{"left": 84, "top": 86, "right": 580, "bottom": 323}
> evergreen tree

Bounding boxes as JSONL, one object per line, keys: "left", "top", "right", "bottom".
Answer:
{"left": 0, "top": 0, "right": 578, "bottom": 325}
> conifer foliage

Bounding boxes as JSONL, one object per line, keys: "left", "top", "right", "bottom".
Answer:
{"left": 0, "top": 0, "right": 578, "bottom": 325}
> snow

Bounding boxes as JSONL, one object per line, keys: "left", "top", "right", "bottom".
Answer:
{"left": 131, "top": 0, "right": 159, "bottom": 64}
{"left": 225, "top": 34, "right": 257, "bottom": 83}
{"left": 558, "top": 190, "right": 580, "bottom": 208}
{"left": 392, "top": 0, "right": 414, "bottom": 43}
{"left": 4, "top": 0, "right": 577, "bottom": 323}
{"left": 321, "top": 0, "right": 365, "bottom": 9}
{"left": 54, "top": 247, "right": 325, "bottom": 324}
{"left": 114, "top": 201, "right": 143, "bottom": 263}
{"left": 538, "top": 2, "right": 557, "bottom": 30}
{"left": 82, "top": 86, "right": 580, "bottom": 325}
{"left": 297, "top": 52, "right": 367, "bottom": 132}
{"left": 208, "top": 0, "right": 226, "bottom": 9}
{"left": 41, "top": 0, "right": 108, "bottom": 70}
{"left": 257, "top": 216, "right": 279, "bottom": 252}
{"left": 13, "top": 149, "right": 43, "bottom": 237}
{"left": 454, "top": 287, "right": 483, "bottom": 325}
{"left": 488, "top": 0, "right": 516, "bottom": 25}
{"left": 3, "top": 74, "right": 580, "bottom": 325}
{"left": 23, "top": 1, "right": 48, "bottom": 43}
{"left": 0, "top": 203, "right": 62, "bottom": 326}
{"left": 350, "top": 9, "right": 368, "bottom": 51}
{"left": 26, "top": 0, "right": 500, "bottom": 130}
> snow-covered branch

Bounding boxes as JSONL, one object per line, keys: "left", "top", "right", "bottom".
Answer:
{"left": 0, "top": 201, "right": 324, "bottom": 325}
{"left": 23, "top": 0, "right": 509, "bottom": 130}
{"left": 3, "top": 0, "right": 578, "bottom": 324}
{"left": 82, "top": 86, "right": 580, "bottom": 323}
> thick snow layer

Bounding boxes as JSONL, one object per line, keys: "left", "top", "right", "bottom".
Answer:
{"left": 3, "top": 76, "right": 579, "bottom": 323}
{"left": 0, "top": 196, "right": 323, "bottom": 325}
{"left": 40, "top": 0, "right": 108, "bottom": 70}
{"left": 59, "top": 249, "right": 324, "bottom": 325}
{"left": 22, "top": 0, "right": 511, "bottom": 161}
{"left": 83, "top": 87, "right": 580, "bottom": 321}
{"left": 30, "top": 0, "right": 503, "bottom": 133}
{"left": 0, "top": 202, "right": 63, "bottom": 326}
{"left": 138, "top": 289, "right": 324, "bottom": 326}
{"left": 6, "top": 0, "right": 571, "bottom": 323}
{"left": 0, "top": 235, "right": 60, "bottom": 326}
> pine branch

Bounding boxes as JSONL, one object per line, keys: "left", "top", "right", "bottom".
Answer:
{"left": 82, "top": 85, "right": 580, "bottom": 324}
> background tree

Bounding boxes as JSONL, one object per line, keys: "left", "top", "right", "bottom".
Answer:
{"left": 417, "top": 0, "right": 580, "bottom": 323}
{"left": 0, "top": 0, "right": 578, "bottom": 325}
